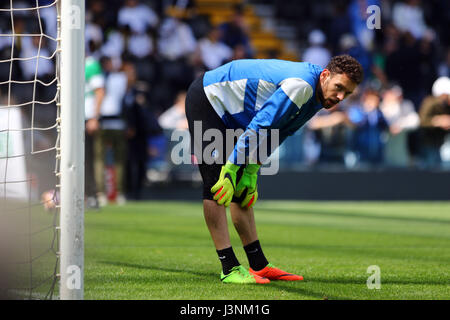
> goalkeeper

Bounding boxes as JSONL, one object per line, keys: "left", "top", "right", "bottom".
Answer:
{"left": 185, "top": 55, "right": 363, "bottom": 284}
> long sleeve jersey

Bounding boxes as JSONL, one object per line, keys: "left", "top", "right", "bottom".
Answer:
{"left": 203, "top": 59, "right": 324, "bottom": 164}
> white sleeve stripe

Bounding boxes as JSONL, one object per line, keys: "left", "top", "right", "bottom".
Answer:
{"left": 255, "top": 79, "right": 277, "bottom": 111}
{"left": 204, "top": 79, "right": 247, "bottom": 117}
{"left": 279, "top": 78, "right": 314, "bottom": 109}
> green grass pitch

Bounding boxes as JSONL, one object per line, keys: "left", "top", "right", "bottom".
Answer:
{"left": 84, "top": 201, "right": 450, "bottom": 300}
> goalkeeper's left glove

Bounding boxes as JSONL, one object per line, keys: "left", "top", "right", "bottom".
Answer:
{"left": 211, "top": 161, "right": 240, "bottom": 207}
{"left": 235, "top": 163, "right": 260, "bottom": 209}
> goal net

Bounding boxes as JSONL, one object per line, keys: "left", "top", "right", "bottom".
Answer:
{"left": 0, "top": 0, "right": 84, "bottom": 300}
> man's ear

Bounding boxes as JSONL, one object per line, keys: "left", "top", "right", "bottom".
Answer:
{"left": 320, "top": 69, "right": 330, "bottom": 81}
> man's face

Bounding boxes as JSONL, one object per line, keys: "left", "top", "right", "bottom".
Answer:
{"left": 317, "top": 70, "right": 358, "bottom": 109}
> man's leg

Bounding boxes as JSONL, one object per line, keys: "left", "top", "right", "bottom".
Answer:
{"left": 203, "top": 199, "right": 232, "bottom": 250}
{"left": 93, "top": 129, "right": 107, "bottom": 206}
{"left": 229, "top": 203, "right": 258, "bottom": 246}
{"left": 230, "top": 203, "right": 304, "bottom": 281}
{"left": 229, "top": 203, "right": 269, "bottom": 271}
{"left": 85, "top": 130, "right": 98, "bottom": 209}
{"left": 203, "top": 199, "right": 269, "bottom": 283}
{"left": 112, "top": 129, "right": 127, "bottom": 203}
{"left": 203, "top": 199, "right": 240, "bottom": 274}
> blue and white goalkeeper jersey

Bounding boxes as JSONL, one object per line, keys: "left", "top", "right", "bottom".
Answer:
{"left": 203, "top": 59, "right": 324, "bottom": 165}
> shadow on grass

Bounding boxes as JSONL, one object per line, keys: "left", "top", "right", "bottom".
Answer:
{"left": 264, "top": 275, "right": 448, "bottom": 300}
{"left": 266, "top": 282, "right": 354, "bottom": 300}
{"left": 98, "top": 260, "right": 218, "bottom": 281}
{"left": 262, "top": 243, "right": 450, "bottom": 264}
{"left": 258, "top": 207, "right": 450, "bottom": 225}
{"left": 87, "top": 223, "right": 211, "bottom": 246}
{"left": 309, "top": 276, "right": 448, "bottom": 286}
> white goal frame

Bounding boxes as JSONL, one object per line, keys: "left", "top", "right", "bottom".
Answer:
{"left": 58, "top": 0, "right": 85, "bottom": 300}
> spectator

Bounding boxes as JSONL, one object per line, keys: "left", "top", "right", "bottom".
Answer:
{"left": 123, "top": 62, "right": 146, "bottom": 200}
{"left": 380, "top": 85, "right": 420, "bottom": 166}
{"left": 101, "top": 25, "right": 128, "bottom": 62}
{"left": 157, "top": 90, "right": 191, "bottom": 180}
{"left": 197, "top": 26, "right": 233, "bottom": 71}
{"left": 392, "top": 0, "right": 429, "bottom": 40}
{"left": 380, "top": 85, "right": 418, "bottom": 132}
{"left": 230, "top": 44, "right": 249, "bottom": 61}
{"left": 38, "top": 0, "right": 57, "bottom": 49}
{"left": 102, "top": 24, "right": 154, "bottom": 59}
{"left": 19, "top": 36, "right": 54, "bottom": 81}
{"left": 328, "top": 1, "right": 351, "bottom": 54}
{"left": 385, "top": 31, "right": 423, "bottom": 109}
{"left": 308, "top": 105, "right": 350, "bottom": 165}
{"left": 85, "top": 25, "right": 103, "bottom": 58}
{"left": 418, "top": 76, "right": 450, "bottom": 167}
{"left": 123, "top": 62, "right": 162, "bottom": 199}
{"left": 218, "top": 4, "right": 253, "bottom": 58}
{"left": 163, "top": 0, "right": 196, "bottom": 12}
{"left": 186, "top": 46, "right": 208, "bottom": 80}
{"left": 347, "top": 0, "right": 380, "bottom": 51}
{"left": 0, "top": 27, "right": 9, "bottom": 52}
{"left": 85, "top": 52, "right": 106, "bottom": 209}
{"left": 438, "top": 47, "right": 450, "bottom": 78}
{"left": 302, "top": 29, "right": 331, "bottom": 69}
{"left": 156, "top": 8, "right": 197, "bottom": 105}
{"left": 419, "top": 30, "right": 439, "bottom": 102}
{"left": 158, "top": 91, "right": 188, "bottom": 130}
{"left": 347, "top": 88, "right": 389, "bottom": 166}
{"left": 379, "top": 23, "right": 402, "bottom": 64}
{"left": 117, "top": 0, "right": 159, "bottom": 35}
{"left": 11, "top": 18, "right": 33, "bottom": 62}
{"left": 94, "top": 56, "right": 128, "bottom": 206}
{"left": 18, "top": 34, "right": 55, "bottom": 106}
{"left": 87, "top": 0, "right": 119, "bottom": 33}
{"left": 157, "top": 9, "right": 197, "bottom": 61}
{"left": 127, "top": 28, "right": 155, "bottom": 59}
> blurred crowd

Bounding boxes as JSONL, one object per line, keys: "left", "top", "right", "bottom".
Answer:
{"left": 0, "top": 0, "right": 449, "bottom": 207}
{"left": 271, "top": 0, "right": 450, "bottom": 170}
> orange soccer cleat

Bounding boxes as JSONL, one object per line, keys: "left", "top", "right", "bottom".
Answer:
{"left": 249, "top": 263, "right": 304, "bottom": 281}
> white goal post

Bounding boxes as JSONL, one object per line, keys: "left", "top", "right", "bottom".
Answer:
{"left": 59, "top": 0, "right": 85, "bottom": 300}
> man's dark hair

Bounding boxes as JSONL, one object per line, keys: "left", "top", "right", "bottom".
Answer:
{"left": 326, "top": 55, "right": 364, "bottom": 85}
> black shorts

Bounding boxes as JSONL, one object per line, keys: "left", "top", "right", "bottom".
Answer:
{"left": 185, "top": 74, "right": 245, "bottom": 201}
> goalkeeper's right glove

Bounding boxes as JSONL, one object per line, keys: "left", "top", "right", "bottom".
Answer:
{"left": 235, "top": 163, "right": 260, "bottom": 209}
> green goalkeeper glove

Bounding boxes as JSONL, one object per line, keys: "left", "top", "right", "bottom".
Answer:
{"left": 235, "top": 163, "right": 260, "bottom": 209}
{"left": 211, "top": 161, "right": 240, "bottom": 207}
